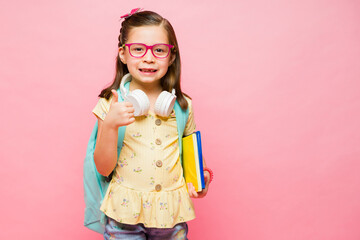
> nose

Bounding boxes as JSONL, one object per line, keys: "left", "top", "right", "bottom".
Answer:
{"left": 142, "top": 48, "right": 155, "bottom": 62}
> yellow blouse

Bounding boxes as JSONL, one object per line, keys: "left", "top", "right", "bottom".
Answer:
{"left": 92, "top": 96, "right": 196, "bottom": 228}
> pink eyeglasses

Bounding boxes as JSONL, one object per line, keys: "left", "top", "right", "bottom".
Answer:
{"left": 122, "top": 43, "right": 174, "bottom": 59}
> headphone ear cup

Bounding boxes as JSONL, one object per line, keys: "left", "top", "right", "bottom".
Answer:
{"left": 155, "top": 91, "right": 176, "bottom": 117}
{"left": 126, "top": 89, "right": 150, "bottom": 116}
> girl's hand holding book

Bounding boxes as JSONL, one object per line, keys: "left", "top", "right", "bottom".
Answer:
{"left": 104, "top": 89, "right": 136, "bottom": 128}
{"left": 187, "top": 170, "right": 210, "bottom": 198}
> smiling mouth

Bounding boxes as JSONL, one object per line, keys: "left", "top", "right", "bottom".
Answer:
{"left": 139, "top": 68, "right": 157, "bottom": 73}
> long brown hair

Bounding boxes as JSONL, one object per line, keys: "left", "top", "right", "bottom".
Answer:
{"left": 98, "top": 10, "right": 189, "bottom": 110}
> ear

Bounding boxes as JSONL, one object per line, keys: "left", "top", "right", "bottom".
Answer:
{"left": 169, "top": 54, "right": 176, "bottom": 65}
{"left": 118, "top": 47, "right": 127, "bottom": 64}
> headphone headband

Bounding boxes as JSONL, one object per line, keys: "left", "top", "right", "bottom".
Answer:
{"left": 120, "top": 73, "right": 132, "bottom": 98}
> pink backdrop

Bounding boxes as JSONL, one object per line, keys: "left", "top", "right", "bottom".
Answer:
{"left": 1, "top": 0, "right": 360, "bottom": 239}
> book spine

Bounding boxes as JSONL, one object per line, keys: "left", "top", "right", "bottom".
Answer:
{"left": 196, "top": 131, "right": 205, "bottom": 189}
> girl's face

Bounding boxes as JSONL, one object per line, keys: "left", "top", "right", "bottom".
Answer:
{"left": 119, "top": 25, "right": 174, "bottom": 88}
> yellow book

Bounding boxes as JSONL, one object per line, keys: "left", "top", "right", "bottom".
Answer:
{"left": 182, "top": 131, "right": 205, "bottom": 192}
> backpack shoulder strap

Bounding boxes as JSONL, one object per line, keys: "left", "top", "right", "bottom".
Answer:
{"left": 174, "top": 100, "right": 190, "bottom": 166}
{"left": 83, "top": 81, "right": 130, "bottom": 233}
{"left": 83, "top": 121, "right": 104, "bottom": 233}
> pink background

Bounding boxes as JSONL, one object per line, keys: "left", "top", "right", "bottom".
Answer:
{"left": 1, "top": 0, "right": 360, "bottom": 239}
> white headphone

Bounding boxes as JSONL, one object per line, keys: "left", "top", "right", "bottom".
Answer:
{"left": 120, "top": 73, "right": 177, "bottom": 117}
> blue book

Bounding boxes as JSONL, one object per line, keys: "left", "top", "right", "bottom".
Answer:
{"left": 196, "top": 131, "right": 205, "bottom": 189}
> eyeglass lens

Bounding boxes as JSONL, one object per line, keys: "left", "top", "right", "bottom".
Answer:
{"left": 129, "top": 44, "right": 170, "bottom": 58}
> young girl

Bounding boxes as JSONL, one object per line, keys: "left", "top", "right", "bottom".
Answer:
{"left": 92, "top": 9, "right": 212, "bottom": 240}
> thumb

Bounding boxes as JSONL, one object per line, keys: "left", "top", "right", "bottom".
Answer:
{"left": 110, "top": 89, "right": 118, "bottom": 106}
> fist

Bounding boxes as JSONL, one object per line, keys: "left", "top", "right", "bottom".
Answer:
{"left": 104, "top": 89, "right": 135, "bottom": 128}
{"left": 187, "top": 171, "right": 211, "bottom": 198}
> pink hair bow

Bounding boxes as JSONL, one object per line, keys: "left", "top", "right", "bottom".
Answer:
{"left": 120, "top": 8, "right": 143, "bottom": 19}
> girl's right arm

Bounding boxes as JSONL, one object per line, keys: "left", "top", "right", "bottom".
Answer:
{"left": 93, "top": 90, "right": 135, "bottom": 176}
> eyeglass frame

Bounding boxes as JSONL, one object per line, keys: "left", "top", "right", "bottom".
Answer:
{"left": 121, "top": 43, "right": 174, "bottom": 59}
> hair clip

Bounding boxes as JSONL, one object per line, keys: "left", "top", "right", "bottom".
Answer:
{"left": 120, "top": 8, "right": 143, "bottom": 19}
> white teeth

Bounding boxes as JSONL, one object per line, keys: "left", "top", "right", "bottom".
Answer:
{"left": 141, "top": 69, "right": 156, "bottom": 72}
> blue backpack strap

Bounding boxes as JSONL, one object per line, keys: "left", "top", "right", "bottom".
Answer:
{"left": 83, "top": 121, "right": 104, "bottom": 233}
{"left": 174, "top": 99, "right": 190, "bottom": 166}
{"left": 83, "top": 81, "right": 130, "bottom": 233}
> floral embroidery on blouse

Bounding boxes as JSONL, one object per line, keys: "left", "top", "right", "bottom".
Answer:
{"left": 159, "top": 202, "right": 168, "bottom": 210}
{"left": 119, "top": 158, "right": 128, "bottom": 167}
{"left": 149, "top": 177, "right": 155, "bottom": 185}
{"left": 115, "top": 175, "right": 124, "bottom": 183}
{"left": 132, "top": 132, "right": 142, "bottom": 138}
{"left": 143, "top": 201, "right": 152, "bottom": 209}
{"left": 108, "top": 191, "right": 114, "bottom": 198}
{"left": 173, "top": 174, "right": 180, "bottom": 183}
{"left": 121, "top": 199, "right": 129, "bottom": 207}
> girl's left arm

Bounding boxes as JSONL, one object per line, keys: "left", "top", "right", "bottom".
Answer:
{"left": 187, "top": 157, "right": 211, "bottom": 198}
{"left": 184, "top": 98, "right": 211, "bottom": 198}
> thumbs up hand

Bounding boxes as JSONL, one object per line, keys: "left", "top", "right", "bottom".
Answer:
{"left": 104, "top": 89, "right": 135, "bottom": 129}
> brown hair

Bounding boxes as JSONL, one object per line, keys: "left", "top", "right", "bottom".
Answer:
{"left": 98, "top": 10, "right": 189, "bottom": 110}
